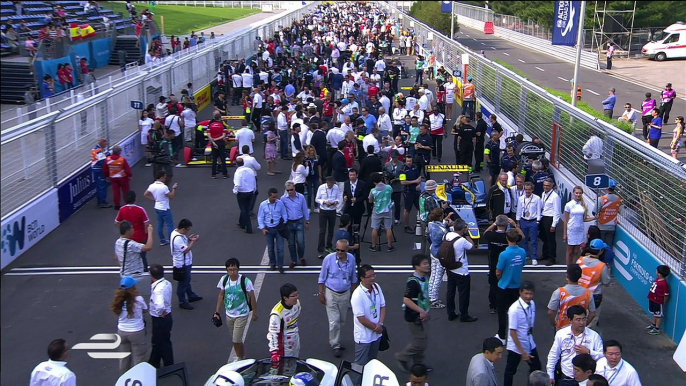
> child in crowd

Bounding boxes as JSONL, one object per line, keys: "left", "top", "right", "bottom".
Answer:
{"left": 646, "top": 265, "right": 670, "bottom": 335}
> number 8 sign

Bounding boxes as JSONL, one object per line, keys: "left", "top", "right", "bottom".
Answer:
{"left": 585, "top": 174, "right": 610, "bottom": 189}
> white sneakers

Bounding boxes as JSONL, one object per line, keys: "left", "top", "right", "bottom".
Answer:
{"left": 532, "top": 259, "right": 538, "bottom": 266}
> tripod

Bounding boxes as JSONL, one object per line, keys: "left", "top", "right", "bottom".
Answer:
{"left": 360, "top": 212, "right": 397, "bottom": 249}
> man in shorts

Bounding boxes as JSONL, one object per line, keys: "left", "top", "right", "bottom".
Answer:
{"left": 368, "top": 173, "right": 395, "bottom": 252}
{"left": 214, "top": 258, "right": 258, "bottom": 361}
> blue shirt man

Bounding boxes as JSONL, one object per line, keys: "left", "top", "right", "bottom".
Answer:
{"left": 602, "top": 88, "right": 617, "bottom": 118}
{"left": 648, "top": 115, "right": 663, "bottom": 140}
{"left": 258, "top": 189, "right": 289, "bottom": 271}
{"left": 495, "top": 228, "right": 526, "bottom": 341}
{"left": 362, "top": 111, "right": 377, "bottom": 134}
{"left": 281, "top": 186, "right": 310, "bottom": 266}
{"left": 284, "top": 83, "right": 296, "bottom": 99}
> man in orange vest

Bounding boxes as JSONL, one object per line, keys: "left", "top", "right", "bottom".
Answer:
{"left": 593, "top": 179, "right": 621, "bottom": 246}
{"left": 102, "top": 145, "right": 132, "bottom": 210}
{"left": 91, "top": 138, "right": 112, "bottom": 208}
{"left": 547, "top": 264, "right": 596, "bottom": 330}
{"left": 461, "top": 76, "right": 476, "bottom": 120}
{"left": 576, "top": 240, "right": 611, "bottom": 328}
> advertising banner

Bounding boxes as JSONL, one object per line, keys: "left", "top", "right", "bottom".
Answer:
{"left": 194, "top": 83, "right": 212, "bottom": 112}
{"left": 119, "top": 132, "right": 144, "bottom": 166}
{"left": 57, "top": 166, "right": 96, "bottom": 223}
{"left": 612, "top": 226, "right": 686, "bottom": 344}
{"left": 552, "top": 1, "right": 581, "bottom": 46}
{"left": 441, "top": 1, "right": 452, "bottom": 13}
{"left": 91, "top": 38, "right": 113, "bottom": 69}
{"left": 1, "top": 189, "right": 60, "bottom": 269}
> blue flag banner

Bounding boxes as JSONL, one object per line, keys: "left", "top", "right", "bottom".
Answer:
{"left": 441, "top": 1, "right": 452, "bottom": 13}
{"left": 552, "top": 1, "right": 581, "bottom": 46}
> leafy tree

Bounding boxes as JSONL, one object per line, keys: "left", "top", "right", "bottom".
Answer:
{"left": 409, "top": 1, "right": 459, "bottom": 37}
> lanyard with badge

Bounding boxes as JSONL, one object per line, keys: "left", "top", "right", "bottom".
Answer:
{"left": 518, "top": 299, "right": 533, "bottom": 335}
{"left": 365, "top": 287, "right": 378, "bottom": 319}
{"left": 522, "top": 195, "right": 534, "bottom": 219}
{"left": 336, "top": 257, "right": 350, "bottom": 284}
{"left": 603, "top": 360, "right": 624, "bottom": 384}
{"left": 267, "top": 203, "right": 278, "bottom": 225}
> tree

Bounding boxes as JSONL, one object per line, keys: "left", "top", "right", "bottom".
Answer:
{"left": 409, "top": 1, "right": 459, "bottom": 37}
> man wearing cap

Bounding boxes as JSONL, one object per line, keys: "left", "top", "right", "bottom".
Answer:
{"left": 419, "top": 180, "right": 441, "bottom": 226}
{"left": 659, "top": 83, "right": 676, "bottom": 124}
{"left": 601, "top": 88, "right": 616, "bottom": 119}
{"left": 462, "top": 76, "right": 476, "bottom": 120}
{"left": 593, "top": 181, "right": 621, "bottom": 246}
{"left": 576, "top": 241, "right": 611, "bottom": 328}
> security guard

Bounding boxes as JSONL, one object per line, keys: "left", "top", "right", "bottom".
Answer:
{"left": 484, "top": 130, "right": 501, "bottom": 186}
{"left": 91, "top": 138, "right": 112, "bottom": 208}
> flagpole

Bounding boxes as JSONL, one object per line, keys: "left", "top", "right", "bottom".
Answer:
{"left": 450, "top": 2, "right": 455, "bottom": 40}
{"left": 571, "top": 1, "right": 586, "bottom": 107}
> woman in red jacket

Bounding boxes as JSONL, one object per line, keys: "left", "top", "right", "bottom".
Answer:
{"left": 64, "top": 63, "right": 75, "bottom": 89}
{"left": 56, "top": 64, "right": 67, "bottom": 92}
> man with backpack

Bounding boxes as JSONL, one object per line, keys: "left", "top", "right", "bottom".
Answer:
{"left": 440, "top": 219, "right": 478, "bottom": 323}
{"left": 214, "top": 258, "right": 258, "bottom": 361}
{"left": 395, "top": 254, "right": 433, "bottom": 373}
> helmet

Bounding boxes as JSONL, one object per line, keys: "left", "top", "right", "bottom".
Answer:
{"left": 212, "top": 370, "right": 245, "bottom": 386}
{"left": 608, "top": 179, "right": 617, "bottom": 189}
{"left": 289, "top": 372, "right": 319, "bottom": 386}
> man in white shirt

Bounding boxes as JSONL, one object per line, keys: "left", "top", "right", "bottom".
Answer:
{"left": 171, "top": 218, "right": 202, "bottom": 310}
{"left": 327, "top": 124, "right": 346, "bottom": 149}
{"left": 594, "top": 340, "right": 642, "bottom": 386}
{"left": 351, "top": 264, "right": 386, "bottom": 366}
{"left": 241, "top": 69, "right": 253, "bottom": 90}
{"left": 148, "top": 264, "right": 174, "bottom": 368}
{"left": 233, "top": 158, "right": 257, "bottom": 234}
{"left": 297, "top": 87, "right": 314, "bottom": 104}
{"left": 377, "top": 107, "right": 393, "bottom": 139}
{"left": 30, "top": 339, "right": 76, "bottom": 386}
{"left": 504, "top": 281, "right": 541, "bottom": 386}
{"left": 379, "top": 93, "right": 391, "bottom": 116}
{"left": 276, "top": 106, "right": 290, "bottom": 159}
{"left": 316, "top": 176, "right": 340, "bottom": 256}
{"left": 539, "top": 178, "right": 561, "bottom": 266}
{"left": 374, "top": 58, "right": 386, "bottom": 73}
{"left": 546, "top": 305, "right": 604, "bottom": 385}
{"left": 144, "top": 171, "right": 178, "bottom": 246}
{"left": 418, "top": 89, "right": 430, "bottom": 112}
{"left": 370, "top": 68, "right": 381, "bottom": 87}
{"left": 342, "top": 76, "right": 356, "bottom": 98}
{"left": 617, "top": 103, "right": 638, "bottom": 129}
{"left": 582, "top": 134, "right": 603, "bottom": 160}
{"left": 181, "top": 105, "right": 196, "bottom": 142}
{"left": 231, "top": 71, "right": 243, "bottom": 105}
{"left": 516, "top": 182, "right": 543, "bottom": 266}
{"left": 444, "top": 220, "right": 478, "bottom": 322}
{"left": 235, "top": 120, "right": 255, "bottom": 155}
{"left": 363, "top": 127, "right": 381, "bottom": 155}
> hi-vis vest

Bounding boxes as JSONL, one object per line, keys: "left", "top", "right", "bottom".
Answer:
{"left": 91, "top": 145, "right": 106, "bottom": 169}
{"left": 463, "top": 83, "right": 475, "bottom": 100}
{"left": 556, "top": 286, "right": 592, "bottom": 330}
{"left": 105, "top": 156, "right": 127, "bottom": 178}
{"left": 576, "top": 257, "right": 606, "bottom": 293}
{"left": 598, "top": 196, "right": 621, "bottom": 226}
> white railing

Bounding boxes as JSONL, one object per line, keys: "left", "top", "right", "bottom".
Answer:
{"left": 1, "top": 1, "right": 321, "bottom": 220}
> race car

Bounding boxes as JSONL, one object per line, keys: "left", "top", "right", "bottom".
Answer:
{"left": 186, "top": 115, "right": 243, "bottom": 167}
{"left": 428, "top": 165, "right": 490, "bottom": 249}
{"left": 203, "top": 358, "right": 400, "bottom": 386}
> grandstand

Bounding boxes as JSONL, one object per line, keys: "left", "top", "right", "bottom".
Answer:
{"left": 0, "top": 1, "right": 137, "bottom": 104}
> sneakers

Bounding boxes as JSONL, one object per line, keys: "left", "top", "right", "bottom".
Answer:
{"left": 394, "top": 219, "right": 400, "bottom": 226}
{"left": 333, "top": 346, "right": 342, "bottom": 358}
{"left": 645, "top": 324, "right": 656, "bottom": 330}
{"left": 160, "top": 241, "right": 169, "bottom": 246}
{"left": 490, "top": 308, "right": 496, "bottom": 314}
{"left": 430, "top": 300, "right": 446, "bottom": 309}
{"left": 404, "top": 226, "right": 414, "bottom": 234}
{"left": 387, "top": 246, "right": 396, "bottom": 252}
{"left": 494, "top": 333, "right": 507, "bottom": 344}
{"left": 532, "top": 259, "right": 539, "bottom": 266}
{"left": 647, "top": 327, "right": 661, "bottom": 335}
{"left": 369, "top": 245, "right": 379, "bottom": 252}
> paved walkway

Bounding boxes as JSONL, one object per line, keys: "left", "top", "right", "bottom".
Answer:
{"left": 608, "top": 57, "right": 686, "bottom": 99}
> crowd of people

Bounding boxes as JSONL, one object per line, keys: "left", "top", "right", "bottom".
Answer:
{"left": 28, "top": 2, "right": 668, "bottom": 386}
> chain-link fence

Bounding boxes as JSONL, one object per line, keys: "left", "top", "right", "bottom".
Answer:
{"left": 1, "top": 1, "right": 320, "bottom": 220}
{"left": 387, "top": 2, "right": 686, "bottom": 277}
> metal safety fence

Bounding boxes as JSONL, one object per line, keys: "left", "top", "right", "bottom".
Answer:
{"left": 0, "top": 1, "right": 320, "bottom": 220}
{"left": 384, "top": 2, "right": 686, "bottom": 277}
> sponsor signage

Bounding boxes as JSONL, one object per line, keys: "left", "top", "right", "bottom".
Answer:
{"left": 425, "top": 165, "right": 471, "bottom": 173}
{"left": 57, "top": 166, "right": 96, "bottom": 223}
{"left": 552, "top": 1, "right": 581, "bottom": 46}
{"left": 119, "top": 133, "right": 144, "bottom": 166}
{"left": 612, "top": 226, "right": 685, "bottom": 344}
{"left": 130, "top": 100, "right": 145, "bottom": 110}
{"left": 194, "top": 83, "right": 212, "bottom": 112}
{"left": 1, "top": 189, "right": 60, "bottom": 269}
{"left": 584, "top": 173, "right": 610, "bottom": 189}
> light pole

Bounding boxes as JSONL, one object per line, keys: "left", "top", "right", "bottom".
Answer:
{"left": 450, "top": 2, "right": 455, "bottom": 40}
{"left": 571, "top": 1, "right": 587, "bottom": 107}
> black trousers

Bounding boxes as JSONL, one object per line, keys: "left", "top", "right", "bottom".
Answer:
{"left": 641, "top": 115, "right": 652, "bottom": 140}
{"left": 660, "top": 101, "right": 673, "bottom": 123}
{"left": 391, "top": 191, "right": 402, "bottom": 221}
{"left": 497, "top": 288, "right": 521, "bottom": 339}
{"left": 237, "top": 191, "right": 254, "bottom": 232}
{"left": 318, "top": 209, "right": 337, "bottom": 253}
{"left": 504, "top": 347, "right": 542, "bottom": 386}
{"left": 211, "top": 141, "right": 227, "bottom": 176}
{"left": 414, "top": 153, "right": 431, "bottom": 180}
{"left": 431, "top": 134, "right": 443, "bottom": 160}
{"left": 539, "top": 216, "right": 556, "bottom": 262}
{"left": 459, "top": 142, "right": 474, "bottom": 167}
{"left": 488, "top": 271, "right": 498, "bottom": 310}
{"left": 446, "top": 271, "right": 471, "bottom": 319}
{"left": 149, "top": 314, "right": 174, "bottom": 368}
{"left": 474, "top": 141, "right": 485, "bottom": 171}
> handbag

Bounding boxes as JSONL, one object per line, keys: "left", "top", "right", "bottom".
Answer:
{"left": 275, "top": 218, "right": 290, "bottom": 239}
{"left": 379, "top": 325, "right": 390, "bottom": 351}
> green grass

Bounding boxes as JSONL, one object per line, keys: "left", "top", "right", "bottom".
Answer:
{"left": 101, "top": 2, "right": 260, "bottom": 35}
{"left": 492, "top": 59, "right": 634, "bottom": 134}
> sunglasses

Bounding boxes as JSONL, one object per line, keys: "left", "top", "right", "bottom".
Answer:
{"left": 286, "top": 188, "right": 294, "bottom": 191}
{"left": 335, "top": 248, "right": 347, "bottom": 252}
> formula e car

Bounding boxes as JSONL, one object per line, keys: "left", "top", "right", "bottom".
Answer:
{"left": 186, "top": 115, "right": 244, "bottom": 167}
{"left": 428, "top": 165, "right": 490, "bottom": 249}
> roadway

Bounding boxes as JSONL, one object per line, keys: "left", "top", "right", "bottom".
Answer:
{"left": 1, "top": 55, "right": 682, "bottom": 386}
{"left": 454, "top": 24, "right": 686, "bottom": 162}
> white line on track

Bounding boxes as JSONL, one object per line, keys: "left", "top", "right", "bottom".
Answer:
{"left": 518, "top": 59, "right": 526, "bottom": 63}
{"left": 490, "top": 47, "right": 496, "bottom": 50}
{"left": 586, "top": 89, "right": 600, "bottom": 95}
{"left": 228, "top": 247, "right": 269, "bottom": 363}
{"left": 465, "top": 34, "right": 469, "bottom": 37}
{"left": 535, "top": 67, "right": 545, "bottom": 72}
{"left": 481, "top": 42, "right": 486, "bottom": 45}
{"left": 473, "top": 38, "right": 478, "bottom": 41}
{"left": 503, "top": 52, "right": 510, "bottom": 56}
{"left": 557, "top": 76, "right": 569, "bottom": 82}
{"left": 7, "top": 264, "right": 568, "bottom": 271}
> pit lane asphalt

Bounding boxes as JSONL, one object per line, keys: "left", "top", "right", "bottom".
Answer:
{"left": 1, "top": 55, "right": 681, "bottom": 386}
{"left": 454, "top": 25, "right": 686, "bottom": 162}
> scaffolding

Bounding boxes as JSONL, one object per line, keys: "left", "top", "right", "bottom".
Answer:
{"left": 591, "top": 1, "right": 637, "bottom": 59}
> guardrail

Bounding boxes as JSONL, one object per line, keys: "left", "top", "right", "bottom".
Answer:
{"left": 454, "top": 3, "right": 600, "bottom": 70}
{"left": 0, "top": 2, "right": 320, "bottom": 222}
{"left": 153, "top": 1, "right": 302, "bottom": 9}
{"left": 384, "top": 2, "right": 686, "bottom": 278}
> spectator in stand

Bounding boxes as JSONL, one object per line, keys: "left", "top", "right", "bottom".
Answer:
{"left": 56, "top": 64, "right": 66, "bottom": 92}
{"left": 63, "top": 63, "right": 75, "bottom": 89}
{"left": 617, "top": 103, "right": 637, "bottom": 129}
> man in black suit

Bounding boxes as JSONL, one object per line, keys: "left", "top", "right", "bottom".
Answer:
{"left": 359, "top": 145, "right": 384, "bottom": 216}
{"left": 309, "top": 122, "right": 328, "bottom": 176}
{"left": 343, "top": 168, "right": 366, "bottom": 229}
{"left": 331, "top": 141, "right": 348, "bottom": 214}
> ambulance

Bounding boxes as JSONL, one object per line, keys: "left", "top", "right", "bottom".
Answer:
{"left": 641, "top": 22, "right": 686, "bottom": 61}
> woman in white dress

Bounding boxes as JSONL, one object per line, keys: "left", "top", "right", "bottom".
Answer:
{"left": 563, "top": 186, "right": 596, "bottom": 265}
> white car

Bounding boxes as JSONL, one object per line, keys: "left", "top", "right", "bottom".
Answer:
{"left": 641, "top": 22, "right": 686, "bottom": 61}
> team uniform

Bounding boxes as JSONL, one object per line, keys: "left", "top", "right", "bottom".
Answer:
{"left": 268, "top": 300, "right": 301, "bottom": 358}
